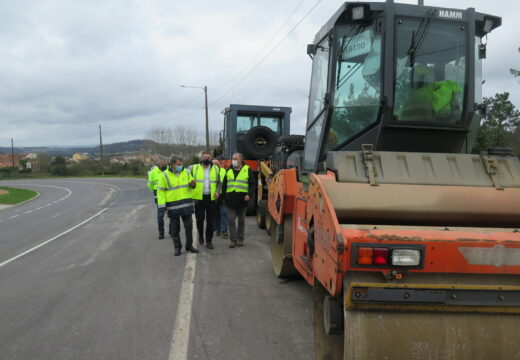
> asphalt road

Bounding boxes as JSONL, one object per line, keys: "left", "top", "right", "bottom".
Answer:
{"left": 0, "top": 178, "right": 313, "bottom": 360}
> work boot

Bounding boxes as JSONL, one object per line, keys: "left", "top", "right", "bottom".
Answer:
{"left": 206, "top": 243, "right": 214, "bottom": 249}
{"left": 174, "top": 248, "right": 182, "bottom": 256}
{"left": 222, "top": 231, "right": 229, "bottom": 239}
{"left": 215, "top": 230, "right": 221, "bottom": 236}
{"left": 237, "top": 241, "right": 244, "bottom": 247}
{"left": 158, "top": 232, "right": 164, "bottom": 239}
{"left": 186, "top": 247, "right": 199, "bottom": 254}
{"left": 229, "top": 241, "right": 237, "bottom": 248}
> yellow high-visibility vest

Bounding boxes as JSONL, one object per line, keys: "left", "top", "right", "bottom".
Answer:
{"left": 226, "top": 165, "right": 249, "bottom": 193}
{"left": 147, "top": 166, "right": 161, "bottom": 192}
{"left": 157, "top": 169, "right": 193, "bottom": 212}
{"left": 191, "top": 164, "right": 220, "bottom": 200}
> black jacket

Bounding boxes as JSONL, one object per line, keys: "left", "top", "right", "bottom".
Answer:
{"left": 221, "top": 165, "right": 255, "bottom": 209}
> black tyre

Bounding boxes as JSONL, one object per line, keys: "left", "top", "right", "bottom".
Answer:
{"left": 279, "top": 134, "right": 305, "bottom": 147}
{"left": 243, "top": 126, "right": 278, "bottom": 159}
{"left": 246, "top": 193, "right": 256, "bottom": 216}
{"left": 257, "top": 200, "right": 267, "bottom": 229}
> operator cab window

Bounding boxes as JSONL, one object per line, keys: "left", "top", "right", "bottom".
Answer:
{"left": 393, "top": 18, "right": 467, "bottom": 125}
{"left": 259, "top": 115, "right": 281, "bottom": 133}
{"left": 324, "top": 21, "right": 382, "bottom": 152}
{"left": 236, "top": 113, "right": 282, "bottom": 134}
{"left": 237, "top": 114, "right": 257, "bottom": 133}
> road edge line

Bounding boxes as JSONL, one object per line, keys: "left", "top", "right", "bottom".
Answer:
{"left": 0, "top": 208, "right": 108, "bottom": 269}
{"left": 169, "top": 254, "right": 197, "bottom": 360}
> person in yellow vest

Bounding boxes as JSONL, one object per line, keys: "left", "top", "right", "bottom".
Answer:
{"left": 221, "top": 152, "right": 255, "bottom": 248}
{"left": 189, "top": 151, "right": 221, "bottom": 249}
{"left": 212, "top": 157, "right": 229, "bottom": 239}
{"left": 148, "top": 160, "right": 168, "bottom": 239}
{"left": 157, "top": 156, "right": 198, "bottom": 256}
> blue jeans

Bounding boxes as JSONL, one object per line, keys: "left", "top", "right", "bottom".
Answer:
{"left": 157, "top": 207, "right": 166, "bottom": 234}
{"left": 215, "top": 202, "right": 228, "bottom": 232}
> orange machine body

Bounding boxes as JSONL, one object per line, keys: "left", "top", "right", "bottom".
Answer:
{"left": 269, "top": 168, "right": 520, "bottom": 298}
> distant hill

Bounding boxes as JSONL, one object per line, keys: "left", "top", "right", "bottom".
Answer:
{"left": 0, "top": 139, "right": 156, "bottom": 156}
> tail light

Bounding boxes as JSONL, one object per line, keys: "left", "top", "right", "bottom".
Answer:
{"left": 354, "top": 244, "right": 424, "bottom": 268}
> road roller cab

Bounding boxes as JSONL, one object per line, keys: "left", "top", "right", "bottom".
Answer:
{"left": 264, "top": 2, "right": 520, "bottom": 359}
{"left": 302, "top": 1, "right": 500, "bottom": 173}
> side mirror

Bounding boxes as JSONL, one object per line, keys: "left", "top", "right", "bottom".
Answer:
{"left": 478, "top": 44, "right": 487, "bottom": 59}
{"left": 307, "top": 44, "right": 315, "bottom": 59}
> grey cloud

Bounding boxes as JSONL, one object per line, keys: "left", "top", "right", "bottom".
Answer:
{"left": 0, "top": 0, "right": 519, "bottom": 147}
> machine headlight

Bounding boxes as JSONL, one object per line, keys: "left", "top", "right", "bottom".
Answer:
{"left": 392, "top": 249, "right": 421, "bottom": 266}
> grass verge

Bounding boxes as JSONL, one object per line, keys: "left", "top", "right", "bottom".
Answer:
{"left": 0, "top": 187, "right": 38, "bottom": 205}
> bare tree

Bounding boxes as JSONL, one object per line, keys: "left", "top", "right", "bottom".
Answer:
{"left": 209, "top": 129, "right": 220, "bottom": 147}
{"left": 145, "top": 127, "right": 175, "bottom": 157}
{"left": 173, "top": 125, "right": 199, "bottom": 147}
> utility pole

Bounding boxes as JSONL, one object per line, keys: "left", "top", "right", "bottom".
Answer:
{"left": 99, "top": 125, "right": 104, "bottom": 176}
{"left": 11, "top": 138, "right": 15, "bottom": 178}
{"left": 181, "top": 84, "right": 210, "bottom": 150}
{"left": 204, "top": 85, "right": 209, "bottom": 150}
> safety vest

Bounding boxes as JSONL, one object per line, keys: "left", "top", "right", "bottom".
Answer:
{"left": 226, "top": 165, "right": 249, "bottom": 193}
{"left": 156, "top": 169, "right": 194, "bottom": 212}
{"left": 219, "top": 166, "right": 226, "bottom": 183}
{"left": 147, "top": 166, "right": 161, "bottom": 192}
{"left": 191, "top": 164, "right": 220, "bottom": 200}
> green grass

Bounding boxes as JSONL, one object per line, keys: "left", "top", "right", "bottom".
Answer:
{"left": 0, "top": 187, "right": 38, "bottom": 205}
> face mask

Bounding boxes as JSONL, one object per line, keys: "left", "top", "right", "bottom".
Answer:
{"left": 175, "top": 165, "right": 183, "bottom": 172}
{"left": 201, "top": 159, "right": 211, "bottom": 165}
{"left": 159, "top": 166, "right": 167, "bottom": 171}
{"left": 232, "top": 160, "right": 239, "bottom": 168}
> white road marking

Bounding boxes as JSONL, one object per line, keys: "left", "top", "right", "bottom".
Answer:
{"left": 36, "top": 207, "right": 43, "bottom": 210}
{"left": 24, "top": 210, "right": 33, "bottom": 214}
{"left": 9, "top": 215, "right": 19, "bottom": 219}
{"left": 169, "top": 254, "right": 197, "bottom": 360}
{"left": 0, "top": 208, "right": 108, "bottom": 269}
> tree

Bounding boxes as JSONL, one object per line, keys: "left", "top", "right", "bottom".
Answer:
{"left": 37, "top": 153, "right": 51, "bottom": 172}
{"left": 474, "top": 92, "right": 520, "bottom": 154}
{"left": 173, "top": 125, "right": 200, "bottom": 158}
{"left": 209, "top": 129, "right": 220, "bottom": 148}
{"left": 173, "top": 125, "right": 199, "bottom": 147}
{"left": 50, "top": 155, "right": 68, "bottom": 176}
{"left": 145, "top": 127, "right": 175, "bottom": 157}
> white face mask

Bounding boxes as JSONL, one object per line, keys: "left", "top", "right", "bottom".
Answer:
{"left": 232, "top": 160, "right": 239, "bottom": 168}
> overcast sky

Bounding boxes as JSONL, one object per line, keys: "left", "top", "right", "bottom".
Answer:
{"left": 0, "top": 0, "right": 518, "bottom": 147}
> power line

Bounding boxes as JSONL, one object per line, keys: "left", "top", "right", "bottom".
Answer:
{"left": 211, "top": 0, "right": 306, "bottom": 91}
{"left": 111, "top": 0, "right": 323, "bottom": 137}
{"left": 209, "top": 0, "right": 322, "bottom": 107}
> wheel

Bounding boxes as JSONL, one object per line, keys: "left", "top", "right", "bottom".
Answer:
{"left": 242, "top": 126, "right": 278, "bottom": 159}
{"left": 256, "top": 200, "right": 266, "bottom": 229}
{"left": 265, "top": 210, "right": 272, "bottom": 236}
{"left": 279, "top": 134, "right": 305, "bottom": 147}
{"left": 270, "top": 215, "right": 299, "bottom": 278}
{"left": 313, "top": 281, "right": 344, "bottom": 360}
{"left": 246, "top": 192, "right": 256, "bottom": 216}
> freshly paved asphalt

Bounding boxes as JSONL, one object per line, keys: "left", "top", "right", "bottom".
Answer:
{"left": 0, "top": 178, "right": 313, "bottom": 360}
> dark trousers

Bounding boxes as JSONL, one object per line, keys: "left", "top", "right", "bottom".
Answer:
{"left": 214, "top": 202, "right": 228, "bottom": 232}
{"left": 228, "top": 206, "right": 247, "bottom": 243}
{"left": 157, "top": 207, "right": 166, "bottom": 234}
{"left": 170, "top": 214, "right": 193, "bottom": 250}
{"left": 195, "top": 195, "right": 216, "bottom": 244}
